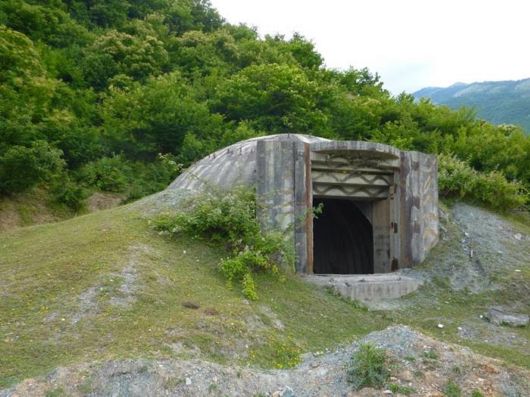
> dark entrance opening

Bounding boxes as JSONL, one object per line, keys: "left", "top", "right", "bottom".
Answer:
{"left": 313, "top": 198, "right": 374, "bottom": 274}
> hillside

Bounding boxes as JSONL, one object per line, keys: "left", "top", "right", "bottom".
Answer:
{"left": 1, "top": 195, "right": 529, "bottom": 395}
{"left": 0, "top": 200, "right": 389, "bottom": 389}
{"left": 1, "top": 0, "right": 529, "bottom": 214}
{"left": 414, "top": 79, "right": 530, "bottom": 133}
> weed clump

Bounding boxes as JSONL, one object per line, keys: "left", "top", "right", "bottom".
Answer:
{"left": 347, "top": 343, "right": 389, "bottom": 390}
{"left": 443, "top": 380, "right": 462, "bottom": 397}
{"left": 153, "top": 187, "right": 293, "bottom": 300}
{"left": 389, "top": 383, "right": 416, "bottom": 395}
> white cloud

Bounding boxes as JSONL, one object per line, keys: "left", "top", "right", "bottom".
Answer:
{"left": 210, "top": 0, "right": 530, "bottom": 94}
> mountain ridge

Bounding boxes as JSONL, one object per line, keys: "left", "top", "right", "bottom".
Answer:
{"left": 414, "top": 78, "right": 530, "bottom": 133}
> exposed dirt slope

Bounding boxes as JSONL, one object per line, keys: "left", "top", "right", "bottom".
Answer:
{"left": 0, "top": 190, "right": 124, "bottom": 232}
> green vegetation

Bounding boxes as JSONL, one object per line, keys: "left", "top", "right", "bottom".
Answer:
{"left": 45, "top": 388, "right": 66, "bottom": 397}
{"left": 443, "top": 380, "right": 462, "bottom": 397}
{"left": 438, "top": 154, "right": 527, "bottom": 211}
{"left": 388, "top": 383, "right": 416, "bottom": 396}
{"left": 153, "top": 188, "right": 292, "bottom": 300}
{"left": 1, "top": 0, "right": 529, "bottom": 212}
{"left": 347, "top": 343, "right": 389, "bottom": 390}
{"left": 0, "top": 205, "right": 389, "bottom": 388}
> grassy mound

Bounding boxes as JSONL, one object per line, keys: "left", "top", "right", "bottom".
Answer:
{"left": 0, "top": 204, "right": 388, "bottom": 388}
{"left": 1, "top": 200, "right": 529, "bottom": 390}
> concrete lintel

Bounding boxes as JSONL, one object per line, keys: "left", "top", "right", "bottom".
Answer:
{"left": 310, "top": 141, "right": 401, "bottom": 160}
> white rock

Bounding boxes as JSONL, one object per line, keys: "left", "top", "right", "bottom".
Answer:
{"left": 437, "top": 323, "right": 444, "bottom": 329}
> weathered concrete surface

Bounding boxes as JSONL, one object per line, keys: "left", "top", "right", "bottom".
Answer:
{"left": 400, "top": 151, "right": 439, "bottom": 265}
{"left": 256, "top": 139, "right": 296, "bottom": 233}
{"left": 168, "top": 134, "right": 325, "bottom": 194}
{"left": 161, "top": 134, "right": 439, "bottom": 274}
{"left": 303, "top": 274, "right": 423, "bottom": 302}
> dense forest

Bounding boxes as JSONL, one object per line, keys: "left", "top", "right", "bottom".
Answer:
{"left": 1, "top": 0, "right": 529, "bottom": 211}
{"left": 415, "top": 79, "right": 530, "bottom": 134}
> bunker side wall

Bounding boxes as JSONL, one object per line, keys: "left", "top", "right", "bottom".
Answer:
{"left": 400, "top": 151, "right": 439, "bottom": 265}
{"left": 256, "top": 140, "right": 299, "bottom": 271}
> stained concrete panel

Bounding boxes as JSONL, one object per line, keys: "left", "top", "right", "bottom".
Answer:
{"left": 400, "top": 151, "right": 439, "bottom": 265}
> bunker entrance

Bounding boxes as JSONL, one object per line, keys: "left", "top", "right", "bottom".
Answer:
{"left": 313, "top": 197, "right": 374, "bottom": 274}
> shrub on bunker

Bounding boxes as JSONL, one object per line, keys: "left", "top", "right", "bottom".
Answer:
{"left": 153, "top": 187, "right": 293, "bottom": 300}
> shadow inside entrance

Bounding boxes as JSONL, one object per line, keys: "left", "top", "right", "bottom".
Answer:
{"left": 313, "top": 198, "right": 374, "bottom": 274}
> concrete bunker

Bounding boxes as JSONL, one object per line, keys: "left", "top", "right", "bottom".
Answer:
{"left": 166, "top": 134, "right": 439, "bottom": 276}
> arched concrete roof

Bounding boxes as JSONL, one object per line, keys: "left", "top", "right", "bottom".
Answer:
{"left": 168, "top": 134, "right": 327, "bottom": 193}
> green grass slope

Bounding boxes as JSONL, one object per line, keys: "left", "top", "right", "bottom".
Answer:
{"left": 0, "top": 204, "right": 388, "bottom": 388}
{"left": 1, "top": 201, "right": 529, "bottom": 390}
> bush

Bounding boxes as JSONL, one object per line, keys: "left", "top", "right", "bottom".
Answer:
{"left": 125, "top": 154, "right": 182, "bottom": 201}
{"left": 50, "top": 175, "right": 87, "bottom": 211}
{"left": 438, "top": 154, "right": 527, "bottom": 210}
{"left": 79, "top": 153, "right": 181, "bottom": 199}
{"left": 153, "top": 187, "right": 292, "bottom": 300}
{"left": 0, "top": 141, "right": 65, "bottom": 195}
{"left": 347, "top": 343, "right": 389, "bottom": 390}
{"left": 79, "top": 155, "right": 131, "bottom": 192}
{"left": 443, "top": 380, "right": 462, "bottom": 397}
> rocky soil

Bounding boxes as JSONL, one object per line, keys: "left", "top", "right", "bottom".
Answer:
{"left": 2, "top": 325, "right": 528, "bottom": 397}
{"left": 404, "top": 203, "right": 529, "bottom": 294}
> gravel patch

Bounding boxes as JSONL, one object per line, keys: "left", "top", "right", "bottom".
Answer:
{"left": 2, "top": 325, "right": 528, "bottom": 397}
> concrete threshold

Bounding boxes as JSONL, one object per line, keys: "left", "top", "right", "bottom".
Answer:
{"left": 302, "top": 273, "right": 422, "bottom": 302}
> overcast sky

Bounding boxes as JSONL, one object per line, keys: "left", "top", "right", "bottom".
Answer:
{"left": 210, "top": 0, "right": 530, "bottom": 94}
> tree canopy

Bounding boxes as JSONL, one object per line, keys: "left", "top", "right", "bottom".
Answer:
{"left": 0, "top": 0, "right": 528, "bottom": 210}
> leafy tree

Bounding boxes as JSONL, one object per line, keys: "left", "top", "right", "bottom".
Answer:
{"left": 0, "top": 0, "right": 90, "bottom": 47}
{"left": 0, "top": 25, "right": 57, "bottom": 148}
{"left": 169, "top": 29, "right": 239, "bottom": 76}
{"left": 102, "top": 72, "right": 224, "bottom": 160}
{"left": 284, "top": 33, "right": 323, "bottom": 69}
{"left": 0, "top": 0, "right": 528, "bottom": 210}
{"left": 0, "top": 141, "right": 65, "bottom": 194}
{"left": 164, "top": 0, "right": 223, "bottom": 35}
{"left": 83, "top": 29, "right": 168, "bottom": 89}
{"left": 212, "top": 63, "right": 332, "bottom": 135}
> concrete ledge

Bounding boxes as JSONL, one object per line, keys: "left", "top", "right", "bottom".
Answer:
{"left": 302, "top": 273, "right": 422, "bottom": 302}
